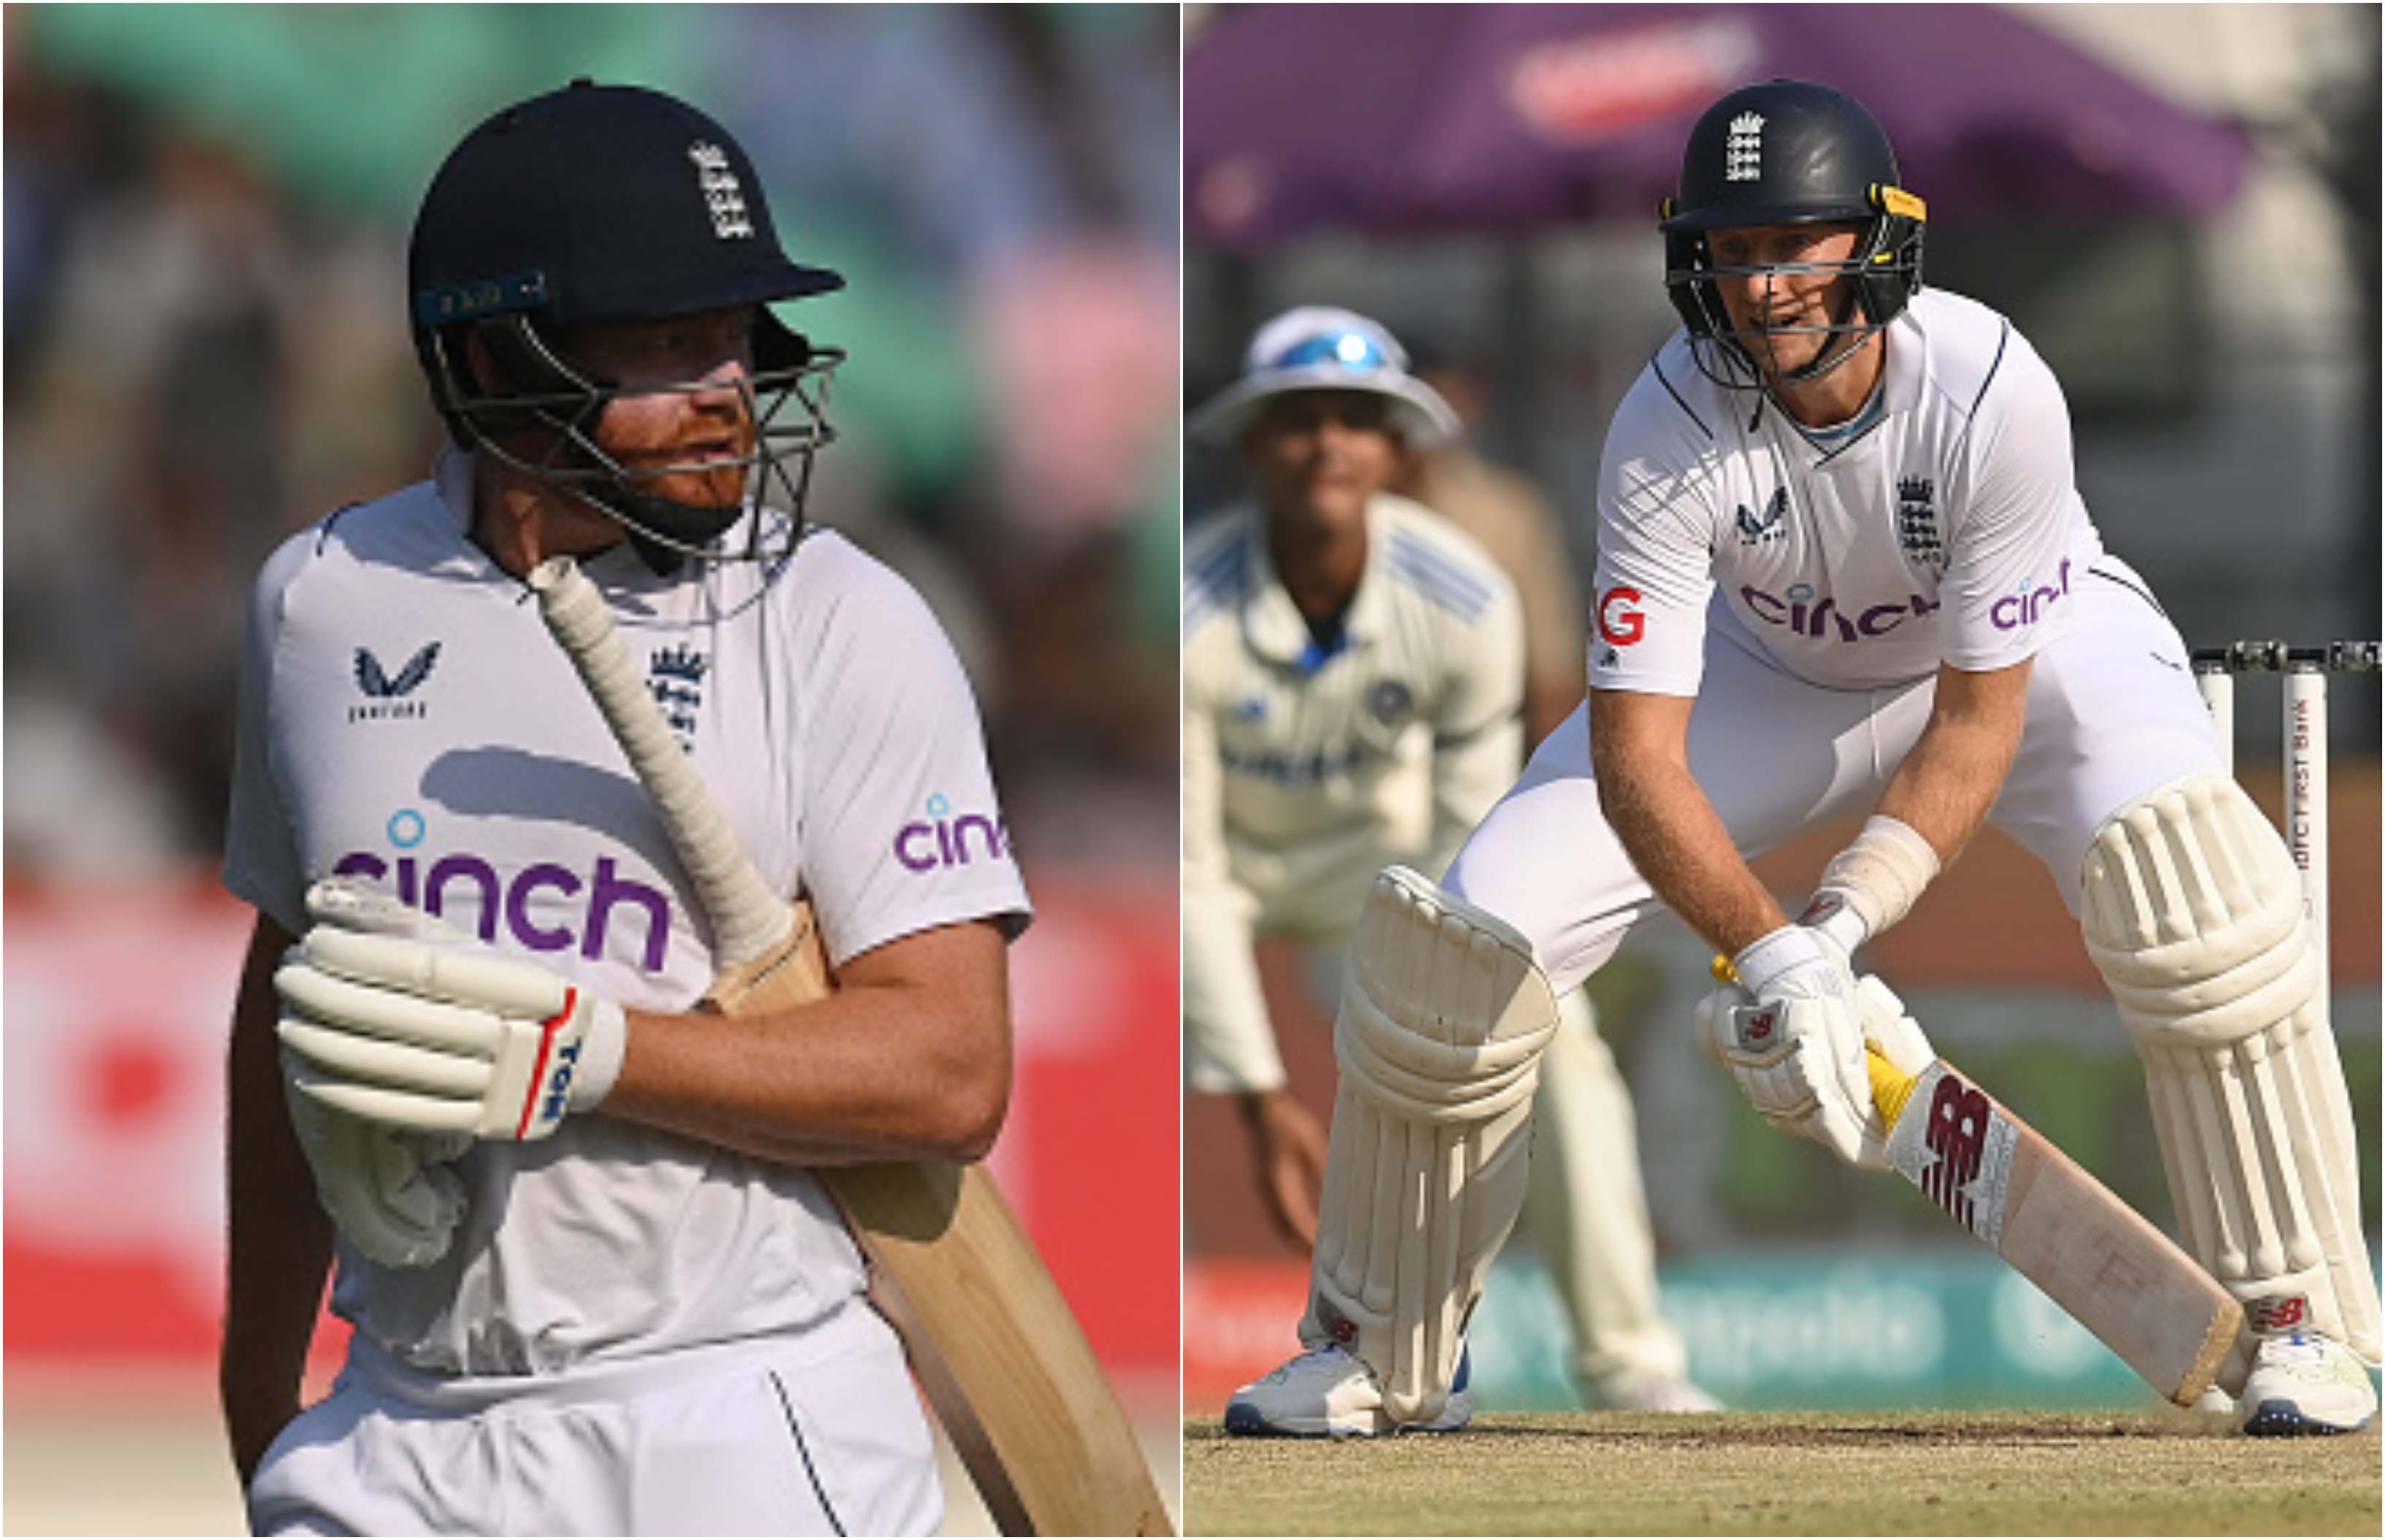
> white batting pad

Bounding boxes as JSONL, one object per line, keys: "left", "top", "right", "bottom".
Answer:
{"left": 1306, "top": 866, "right": 1560, "bottom": 1425}
{"left": 2081, "top": 771, "right": 2380, "bottom": 1379}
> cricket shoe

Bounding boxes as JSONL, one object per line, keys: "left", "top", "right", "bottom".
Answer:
{"left": 2239, "top": 1331, "right": 2376, "bottom": 1436}
{"left": 1222, "top": 1343, "right": 1473, "bottom": 1437}
{"left": 1586, "top": 1369, "right": 1724, "bottom": 1413}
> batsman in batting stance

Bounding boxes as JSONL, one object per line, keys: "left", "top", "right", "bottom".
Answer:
{"left": 1187, "top": 307, "right": 1714, "bottom": 1424}
{"left": 220, "top": 82, "right": 1028, "bottom": 1532}
{"left": 1230, "top": 79, "right": 2377, "bottom": 1438}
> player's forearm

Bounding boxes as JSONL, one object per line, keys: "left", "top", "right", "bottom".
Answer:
{"left": 1875, "top": 703, "right": 2022, "bottom": 865}
{"left": 1596, "top": 742, "right": 1785, "bottom": 956}
{"left": 220, "top": 915, "right": 334, "bottom": 1487}
{"left": 604, "top": 926, "right": 1011, "bottom": 1167}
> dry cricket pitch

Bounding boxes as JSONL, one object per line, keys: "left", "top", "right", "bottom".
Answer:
{"left": 1184, "top": 1411, "right": 2381, "bottom": 1536}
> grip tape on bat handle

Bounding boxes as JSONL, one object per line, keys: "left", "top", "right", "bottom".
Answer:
{"left": 530, "top": 557, "right": 792, "bottom": 967}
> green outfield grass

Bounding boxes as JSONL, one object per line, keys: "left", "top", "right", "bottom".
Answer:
{"left": 1184, "top": 1411, "right": 2381, "bottom": 1536}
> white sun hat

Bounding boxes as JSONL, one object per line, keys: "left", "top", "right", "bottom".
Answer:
{"left": 1187, "top": 305, "right": 1461, "bottom": 448}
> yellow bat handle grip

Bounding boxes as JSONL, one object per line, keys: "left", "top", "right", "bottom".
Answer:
{"left": 1711, "top": 954, "right": 1919, "bottom": 1127}
{"left": 1865, "top": 1047, "right": 1919, "bottom": 1127}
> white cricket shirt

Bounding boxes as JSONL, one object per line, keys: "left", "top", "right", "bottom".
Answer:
{"left": 224, "top": 449, "right": 1030, "bottom": 1376}
{"left": 1589, "top": 288, "right": 2106, "bottom": 695}
{"left": 1182, "top": 493, "right": 1522, "bottom": 1091}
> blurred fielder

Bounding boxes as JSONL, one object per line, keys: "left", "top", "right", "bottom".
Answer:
{"left": 221, "top": 82, "right": 1029, "bottom": 1533}
{"left": 1187, "top": 308, "right": 1714, "bottom": 1430}
{"left": 1232, "top": 80, "right": 2376, "bottom": 1439}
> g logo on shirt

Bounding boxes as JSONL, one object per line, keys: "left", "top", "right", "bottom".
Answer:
{"left": 1597, "top": 587, "right": 1646, "bottom": 647}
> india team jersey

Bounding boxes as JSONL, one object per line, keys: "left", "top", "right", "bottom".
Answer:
{"left": 1589, "top": 288, "right": 2106, "bottom": 695}
{"left": 224, "top": 449, "right": 1030, "bottom": 1376}
{"left": 1182, "top": 494, "right": 1521, "bottom": 1091}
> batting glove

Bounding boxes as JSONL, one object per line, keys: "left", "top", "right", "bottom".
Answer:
{"left": 1694, "top": 923, "right": 1873, "bottom": 1164}
{"left": 1848, "top": 974, "right": 1937, "bottom": 1170}
{"left": 277, "top": 880, "right": 628, "bottom": 1142}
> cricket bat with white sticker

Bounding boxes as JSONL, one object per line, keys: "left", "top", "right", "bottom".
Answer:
{"left": 1712, "top": 958, "right": 2240, "bottom": 1405}
{"left": 534, "top": 557, "right": 1170, "bottom": 1537}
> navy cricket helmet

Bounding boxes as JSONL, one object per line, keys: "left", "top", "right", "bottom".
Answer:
{"left": 1657, "top": 80, "right": 1925, "bottom": 390}
{"left": 410, "top": 79, "right": 845, "bottom": 572}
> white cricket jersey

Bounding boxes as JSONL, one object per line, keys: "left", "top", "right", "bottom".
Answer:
{"left": 1182, "top": 494, "right": 1521, "bottom": 1091}
{"left": 1588, "top": 288, "right": 2106, "bottom": 695}
{"left": 224, "top": 449, "right": 1030, "bottom": 1376}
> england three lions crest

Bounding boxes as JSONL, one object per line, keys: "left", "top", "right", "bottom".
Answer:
{"left": 1897, "top": 476, "right": 1946, "bottom": 574}
{"left": 647, "top": 644, "right": 711, "bottom": 751}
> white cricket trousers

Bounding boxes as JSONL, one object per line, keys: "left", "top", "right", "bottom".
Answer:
{"left": 1446, "top": 557, "right": 2226, "bottom": 996}
{"left": 246, "top": 1303, "right": 940, "bottom": 1536}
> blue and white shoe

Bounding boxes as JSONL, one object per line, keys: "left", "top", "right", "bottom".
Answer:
{"left": 2240, "top": 1331, "right": 2376, "bottom": 1436}
{"left": 1223, "top": 1343, "right": 1474, "bottom": 1438}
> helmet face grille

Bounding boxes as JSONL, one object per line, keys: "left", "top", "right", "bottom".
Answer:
{"left": 422, "top": 311, "right": 842, "bottom": 573}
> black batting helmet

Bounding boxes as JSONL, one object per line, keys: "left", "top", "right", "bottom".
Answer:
{"left": 410, "top": 79, "right": 845, "bottom": 573}
{"left": 1658, "top": 80, "right": 1925, "bottom": 389}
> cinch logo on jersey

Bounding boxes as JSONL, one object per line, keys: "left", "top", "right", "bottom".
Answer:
{"left": 1739, "top": 582, "right": 1941, "bottom": 641}
{"left": 331, "top": 808, "right": 674, "bottom": 972}
{"left": 1989, "top": 558, "right": 2072, "bottom": 632}
{"left": 1597, "top": 586, "right": 1646, "bottom": 646}
{"left": 349, "top": 643, "right": 440, "bottom": 723}
{"left": 894, "top": 793, "right": 1011, "bottom": 873}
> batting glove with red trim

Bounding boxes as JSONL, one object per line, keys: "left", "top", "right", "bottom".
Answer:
{"left": 277, "top": 880, "right": 628, "bottom": 1142}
